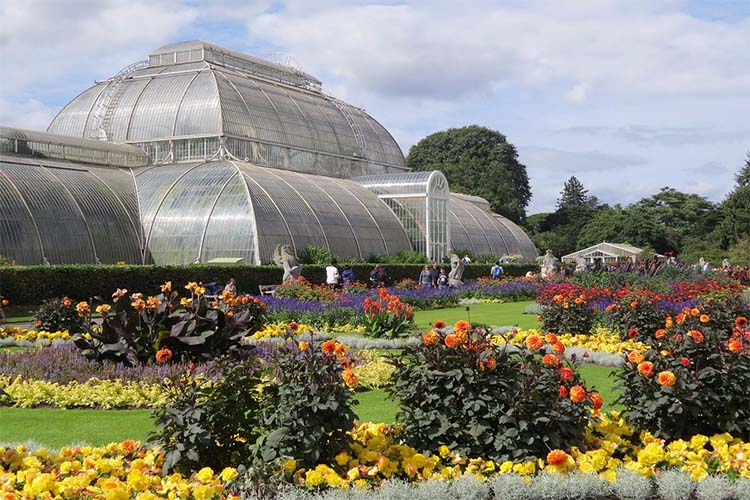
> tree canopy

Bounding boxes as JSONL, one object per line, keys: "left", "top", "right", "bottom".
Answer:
{"left": 406, "top": 125, "right": 531, "bottom": 222}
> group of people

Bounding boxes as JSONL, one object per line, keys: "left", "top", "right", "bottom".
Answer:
{"left": 324, "top": 261, "right": 384, "bottom": 289}
{"left": 418, "top": 262, "right": 449, "bottom": 288}
{"left": 200, "top": 277, "right": 237, "bottom": 295}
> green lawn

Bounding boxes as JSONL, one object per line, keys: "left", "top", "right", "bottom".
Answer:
{"left": 2, "top": 304, "right": 37, "bottom": 323}
{"left": 414, "top": 301, "right": 538, "bottom": 330}
{"left": 354, "top": 389, "right": 398, "bottom": 423}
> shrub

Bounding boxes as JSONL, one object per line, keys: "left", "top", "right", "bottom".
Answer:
{"left": 363, "top": 288, "right": 415, "bottom": 338}
{"left": 389, "top": 323, "right": 596, "bottom": 461}
{"left": 367, "top": 250, "right": 430, "bottom": 264}
{"left": 299, "top": 245, "right": 336, "bottom": 265}
{"left": 73, "top": 283, "right": 264, "bottom": 365}
{"left": 32, "top": 297, "right": 84, "bottom": 334}
{"left": 149, "top": 353, "right": 263, "bottom": 473}
{"left": 606, "top": 292, "right": 670, "bottom": 342}
{"left": 616, "top": 307, "right": 750, "bottom": 440}
{"left": 256, "top": 335, "right": 358, "bottom": 468}
{"left": 537, "top": 283, "right": 598, "bottom": 335}
{"left": 394, "top": 277, "right": 419, "bottom": 290}
{"left": 273, "top": 278, "right": 338, "bottom": 303}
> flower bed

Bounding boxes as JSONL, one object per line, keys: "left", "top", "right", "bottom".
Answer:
{"left": 0, "top": 327, "right": 70, "bottom": 347}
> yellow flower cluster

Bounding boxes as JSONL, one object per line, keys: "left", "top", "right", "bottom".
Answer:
{"left": 250, "top": 322, "right": 315, "bottom": 339}
{"left": 330, "top": 323, "right": 368, "bottom": 335}
{"left": 0, "top": 327, "right": 70, "bottom": 345}
{"left": 0, "top": 376, "right": 165, "bottom": 409}
{"left": 292, "top": 414, "right": 750, "bottom": 489}
{"left": 351, "top": 354, "right": 394, "bottom": 390}
{"left": 496, "top": 328, "right": 649, "bottom": 354}
{"left": 0, "top": 441, "right": 237, "bottom": 499}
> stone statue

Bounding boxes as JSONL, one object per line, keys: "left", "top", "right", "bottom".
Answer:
{"left": 447, "top": 250, "right": 465, "bottom": 287}
{"left": 273, "top": 244, "right": 302, "bottom": 283}
{"left": 541, "top": 250, "right": 559, "bottom": 278}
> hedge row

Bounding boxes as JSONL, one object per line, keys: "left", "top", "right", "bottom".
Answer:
{"left": 0, "top": 263, "right": 539, "bottom": 304}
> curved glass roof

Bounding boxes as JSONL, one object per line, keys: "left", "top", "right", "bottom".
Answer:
{"left": 47, "top": 42, "right": 406, "bottom": 176}
{"left": 0, "top": 155, "right": 142, "bottom": 265}
{"left": 450, "top": 194, "right": 538, "bottom": 260}
{"left": 135, "top": 160, "right": 412, "bottom": 265}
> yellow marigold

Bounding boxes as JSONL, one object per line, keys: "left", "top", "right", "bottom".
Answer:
{"left": 570, "top": 385, "right": 586, "bottom": 403}
{"left": 657, "top": 371, "right": 676, "bottom": 387}
{"left": 95, "top": 304, "right": 111, "bottom": 315}
{"left": 525, "top": 334, "right": 544, "bottom": 351}
{"left": 423, "top": 330, "right": 439, "bottom": 346}
{"left": 283, "top": 458, "right": 297, "bottom": 473}
{"left": 220, "top": 467, "right": 238, "bottom": 482}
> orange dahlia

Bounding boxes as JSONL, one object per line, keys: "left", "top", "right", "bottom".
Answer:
{"left": 444, "top": 334, "right": 461, "bottom": 349}
{"left": 155, "top": 348, "right": 173, "bottom": 363}
{"left": 525, "top": 334, "right": 545, "bottom": 351}
{"left": 588, "top": 392, "right": 603, "bottom": 410}
{"left": 637, "top": 361, "right": 654, "bottom": 377}
{"left": 552, "top": 341, "right": 565, "bottom": 354}
{"left": 423, "top": 330, "right": 439, "bottom": 346}
{"left": 542, "top": 354, "right": 560, "bottom": 367}
{"left": 454, "top": 320, "right": 471, "bottom": 333}
{"left": 545, "top": 332, "right": 558, "bottom": 344}
{"left": 627, "top": 351, "right": 644, "bottom": 364}
{"left": 654, "top": 329, "right": 667, "bottom": 339}
{"left": 547, "top": 449, "right": 569, "bottom": 466}
{"left": 342, "top": 368, "right": 358, "bottom": 387}
{"left": 688, "top": 330, "right": 704, "bottom": 344}
{"left": 559, "top": 367, "right": 574, "bottom": 381}
{"left": 570, "top": 385, "right": 586, "bottom": 403}
{"left": 657, "top": 371, "right": 676, "bottom": 387}
{"left": 298, "top": 341, "right": 310, "bottom": 351}
{"left": 559, "top": 386, "right": 568, "bottom": 398}
{"left": 321, "top": 340, "right": 336, "bottom": 354}
{"left": 728, "top": 339, "right": 743, "bottom": 353}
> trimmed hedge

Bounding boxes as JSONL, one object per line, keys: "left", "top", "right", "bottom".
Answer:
{"left": 0, "top": 263, "right": 538, "bottom": 304}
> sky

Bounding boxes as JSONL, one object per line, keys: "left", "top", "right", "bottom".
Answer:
{"left": 2, "top": 0, "right": 750, "bottom": 214}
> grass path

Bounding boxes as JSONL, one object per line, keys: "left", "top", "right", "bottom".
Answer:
{"left": 413, "top": 301, "right": 538, "bottom": 331}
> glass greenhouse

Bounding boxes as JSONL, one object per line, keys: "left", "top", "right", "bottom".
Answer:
{"left": 0, "top": 41, "right": 537, "bottom": 265}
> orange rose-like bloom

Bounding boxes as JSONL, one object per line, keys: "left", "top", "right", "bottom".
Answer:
{"left": 525, "top": 334, "right": 544, "bottom": 351}
{"left": 627, "top": 351, "right": 645, "bottom": 364}
{"left": 552, "top": 341, "right": 565, "bottom": 354}
{"left": 559, "top": 386, "right": 568, "bottom": 398}
{"left": 298, "top": 340, "right": 310, "bottom": 351}
{"left": 545, "top": 333, "right": 558, "bottom": 343}
{"left": 637, "top": 361, "right": 654, "bottom": 377}
{"left": 654, "top": 329, "right": 667, "bottom": 339}
{"left": 736, "top": 317, "right": 749, "bottom": 329}
{"left": 728, "top": 340, "right": 743, "bottom": 353}
{"left": 76, "top": 301, "right": 90, "bottom": 316}
{"left": 699, "top": 314, "right": 710, "bottom": 323}
{"left": 423, "top": 330, "right": 439, "bottom": 346}
{"left": 321, "top": 340, "right": 336, "bottom": 354}
{"left": 433, "top": 320, "right": 446, "bottom": 329}
{"left": 547, "top": 450, "right": 569, "bottom": 466}
{"left": 657, "top": 371, "right": 676, "bottom": 387}
{"left": 688, "top": 330, "right": 704, "bottom": 344}
{"left": 342, "top": 368, "right": 358, "bottom": 387}
{"left": 559, "top": 367, "right": 574, "bottom": 382}
{"left": 570, "top": 385, "right": 586, "bottom": 403}
{"left": 454, "top": 320, "right": 471, "bottom": 333}
{"left": 155, "top": 348, "right": 173, "bottom": 363}
{"left": 542, "top": 354, "right": 560, "bottom": 367}
{"left": 444, "top": 334, "right": 461, "bottom": 349}
{"left": 334, "top": 343, "right": 348, "bottom": 356}
{"left": 589, "top": 392, "right": 603, "bottom": 410}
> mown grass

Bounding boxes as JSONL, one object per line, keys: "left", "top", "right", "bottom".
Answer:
{"left": 413, "top": 301, "right": 538, "bottom": 331}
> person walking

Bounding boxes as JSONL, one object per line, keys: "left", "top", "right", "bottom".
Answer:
{"left": 419, "top": 265, "right": 432, "bottom": 288}
{"left": 429, "top": 261, "right": 440, "bottom": 288}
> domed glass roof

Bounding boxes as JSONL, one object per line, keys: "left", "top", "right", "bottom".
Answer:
{"left": 47, "top": 41, "right": 406, "bottom": 178}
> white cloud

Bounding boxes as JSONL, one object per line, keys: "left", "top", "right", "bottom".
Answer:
{"left": 245, "top": 0, "right": 750, "bottom": 101}
{"left": 0, "top": 99, "right": 57, "bottom": 131}
{"left": 0, "top": 0, "right": 197, "bottom": 97}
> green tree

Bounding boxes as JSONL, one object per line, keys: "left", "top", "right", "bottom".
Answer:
{"left": 718, "top": 186, "right": 750, "bottom": 248}
{"left": 735, "top": 152, "right": 750, "bottom": 188}
{"left": 556, "top": 176, "right": 598, "bottom": 212}
{"left": 406, "top": 125, "right": 531, "bottom": 222}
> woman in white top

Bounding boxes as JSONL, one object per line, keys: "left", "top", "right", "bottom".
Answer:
{"left": 325, "top": 260, "right": 340, "bottom": 289}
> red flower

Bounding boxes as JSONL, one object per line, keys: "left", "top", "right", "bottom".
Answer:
{"left": 559, "top": 367, "right": 574, "bottom": 381}
{"left": 559, "top": 386, "right": 568, "bottom": 398}
{"left": 433, "top": 320, "right": 446, "bottom": 329}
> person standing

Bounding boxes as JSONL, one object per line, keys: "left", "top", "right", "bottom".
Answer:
{"left": 224, "top": 278, "right": 237, "bottom": 294}
{"left": 341, "top": 265, "right": 355, "bottom": 287}
{"left": 429, "top": 261, "right": 440, "bottom": 288}
{"left": 326, "top": 260, "right": 340, "bottom": 289}
{"left": 437, "top": 268, "right": 449, "bottom": 288}
{"left": 419, "top": 265, "right": 432, "bottom": 288}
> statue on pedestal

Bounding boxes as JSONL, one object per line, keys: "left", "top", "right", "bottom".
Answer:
{"left": 541, "top": 250, "right": 559, "bottom": 278}
{"left": 273, "top": 244, "right": 302, "bottom": 283}
{"left": 448, "top": 250, "right": 465, "bottom": 287}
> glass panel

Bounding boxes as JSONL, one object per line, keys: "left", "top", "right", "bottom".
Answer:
{"left": 47, "top": 83, "right": 107, "bottom": 137}
{"left": 128, "top": 74, "right": 196, "bottom": 140}
{"left": 174, "top": 72, "right": 222, "bottom": 136}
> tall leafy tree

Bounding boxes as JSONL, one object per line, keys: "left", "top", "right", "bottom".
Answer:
{"left": 406, "top": 125, "right": 531, "bottom": 222}
{"left": 735, "top": 152, "right": 750, "bottom": 188}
